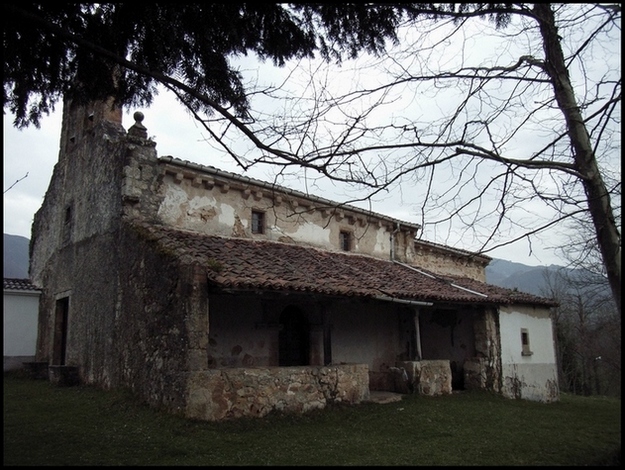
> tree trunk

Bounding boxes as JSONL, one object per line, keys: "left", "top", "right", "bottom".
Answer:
{"left": 534, "top": 4, "right": 621, "bottom": 313}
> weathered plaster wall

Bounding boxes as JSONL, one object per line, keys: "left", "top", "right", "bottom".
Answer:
{"left": 498, "top": 305, "right": 559, "bottom": 402}
{"left": 152, "top": 163, "right": 419, "bottom": 263}
{"left": 412, "top": 246, "right": 488, "bottom": 282}
{"left": 418, "top": 308, "right": 477, "bottom": 388}
{"left": 207, "top": 294, "right": 278, "bottom": 368}
{"left": 419, "top": 309, "right": 476, "bottom": 361}
{"left": 183, "top": 364, "right": 370, "bottom": 421}
{"left": 207, "top": 293, "right": 336, "bottom": 369}
{"left": 118, "top": 144, "right": 489, "bottom": 281}
{"left": 330, "top": 301, "right": 415, "bottom": 390}
{"left": 145, "top": 160, "right": 489, "bottom": 281}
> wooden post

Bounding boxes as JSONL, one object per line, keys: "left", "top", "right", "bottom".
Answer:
{"left": 414, "top": 308, "right": 422, "bottom": 361}
{"left": 322, "top": 305, "right": 332, "bottom": 365}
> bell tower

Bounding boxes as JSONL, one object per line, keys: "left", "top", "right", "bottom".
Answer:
{"left": 59, "top": 95, "right": 123, "bottom": 159}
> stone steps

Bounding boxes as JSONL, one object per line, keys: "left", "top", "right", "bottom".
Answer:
{"left": 366, "top": 391, "right": 404, "bottom": 404}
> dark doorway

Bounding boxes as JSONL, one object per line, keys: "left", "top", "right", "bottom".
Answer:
{"left": 450, "top": 361, "right": 466, "bottom": 391}
{"left": 53, "top": 297, "right": 69, "bottom": 365}
{"left": 279, "top": 306, "right": 310, "bottom": 366}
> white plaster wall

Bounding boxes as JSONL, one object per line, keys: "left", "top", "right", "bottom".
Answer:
{"left": 3, "top": 290, "right": 40, "bottom": 369}
{"left": 375, "top": 227, "right": 391, "bottom": 255}
{"left": 498, "top": 305, "right": 559, "bottom": 402}
{"left": 290, "top": 220, "right": 331, "bottom": 246}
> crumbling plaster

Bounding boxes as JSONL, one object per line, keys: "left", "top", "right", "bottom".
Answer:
{"left": 153, "top": 168, "right": 415, "bottom": 262}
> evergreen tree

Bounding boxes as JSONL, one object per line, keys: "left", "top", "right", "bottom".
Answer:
{"left": 3, "top": 3, "right": 411, "bottom": 127}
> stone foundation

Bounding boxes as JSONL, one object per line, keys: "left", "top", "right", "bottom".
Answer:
{"left": 48, "top": 366, "right": 80, "bottom": 386}
{"left": 3, "top": 356, "right": 36, "bottom": 372}
{"left": 464, "top": 357, "right": 488, "bottom": 390}
{"left": 394, "top": 360, "right": 452, "bottom": 396}
{"left": 464, "top": 357, "right": 500, "bottom": 392}
{"left": 22, "top": 361, "right": 50, "bottom": 379}
{"left": 183, "top": 363, "right": 370, "bottom": 421}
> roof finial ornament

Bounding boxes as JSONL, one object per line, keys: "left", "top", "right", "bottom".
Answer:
{"left": 128, "top": 111, "right": 148, "bottom": 138}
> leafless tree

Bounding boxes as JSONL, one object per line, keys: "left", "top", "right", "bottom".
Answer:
{"left": 177, "top": 4, "right": 620, "bottom": 311}
{"left": 544, "top": 266, "right": 620, "bottom": 396}
{"left": 3, "top": 172, "right": 28, "bottom": 194}
{"left": 546, "top": 196, "right": 621, "bottom": 396}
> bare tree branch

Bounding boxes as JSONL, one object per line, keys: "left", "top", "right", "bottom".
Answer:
{"left": 3, "top": 173, "right": 29, "bottom": 194}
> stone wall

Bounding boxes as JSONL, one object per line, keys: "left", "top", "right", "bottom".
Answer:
{"left": 466, "top": 309, "right": 502, "bottom": 393}
{"left": 464, "top": 357, "right": 492, "bottom": 390}
{"left": 393, "top": 360, "right": 452, "bottom": 396}
{"left": 412, "top": 242, "right": 489, "bottom": 282}
{"left": 183, "top": 363, "right": 370, "bottom": 421}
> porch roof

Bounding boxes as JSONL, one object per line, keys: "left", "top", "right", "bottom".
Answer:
{"left": 135, "top": 223, "right": 558, "bottom": 308}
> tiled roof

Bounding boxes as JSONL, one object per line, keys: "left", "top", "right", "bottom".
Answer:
{"left": 4, "top": 278, "right": 40, "bottom": 291}
{"left": 136, "top": 223, "right": 558, "bottom": 307}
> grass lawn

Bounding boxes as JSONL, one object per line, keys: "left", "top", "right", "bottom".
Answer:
{"left": 3, "top": 371, "right": 621, "bottom": 466}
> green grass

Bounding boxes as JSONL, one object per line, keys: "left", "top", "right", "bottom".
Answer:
{"left": 4, "top": 371, "right": 621, "bottom": 466}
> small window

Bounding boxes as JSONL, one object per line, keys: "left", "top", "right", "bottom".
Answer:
{"left": 339, "top": 231, "right": 351, "bottom": 251}
{"left": 251, "top": 210, "right": 265, "bottom": 234}
{"left": 62, "top": 204, "right": 72, "bottom": 245}
{"left": 521, "top": 328, "right": 533, "bottom": 356}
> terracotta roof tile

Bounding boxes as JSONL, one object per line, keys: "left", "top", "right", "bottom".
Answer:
{"left": 3, "top": 278, "right": 40, "bottom": 291}
{"left": 136, "top": 223, "right": 558, "bottom": 307}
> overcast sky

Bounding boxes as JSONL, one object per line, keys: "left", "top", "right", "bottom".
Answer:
{"left": 3, "top": 86, "right": 568, "bottom": 268}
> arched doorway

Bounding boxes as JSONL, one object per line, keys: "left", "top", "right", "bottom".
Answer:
{"left": 279, "top": 306, "right": 310, "bottom": 366}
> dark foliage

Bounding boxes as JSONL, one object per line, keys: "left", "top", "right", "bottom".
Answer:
{"left": 4, "top": 4, "right": 313, "bottom": 126}
{"left": 3, "top": 3, "right": 513, "bottom": 128}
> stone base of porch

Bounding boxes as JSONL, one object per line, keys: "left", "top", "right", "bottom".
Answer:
{"left": 21, "top": 361, "right": 50, "bottom": 379}
{"left": 183, "top": 363, "right": 370, "bottom": 421}
{"left": 393, "top": 360, "right": 453, "bottom": 396}
{"left": 48, "top": 365, "right": 80, "bottom": 386}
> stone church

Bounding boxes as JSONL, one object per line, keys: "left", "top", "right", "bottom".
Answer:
{"left": 29, "top": 98, "right": 559, "bottom": 421}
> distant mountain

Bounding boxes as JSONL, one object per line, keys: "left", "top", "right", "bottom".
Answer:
{"left": 485, "top": 258, "right": 613, "bottom": 302}
{"left": 484, "top": 259, "right": 566, "bottom": 296}
{"left": 3, "top": 233, "right": 30, "bottom": 278}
